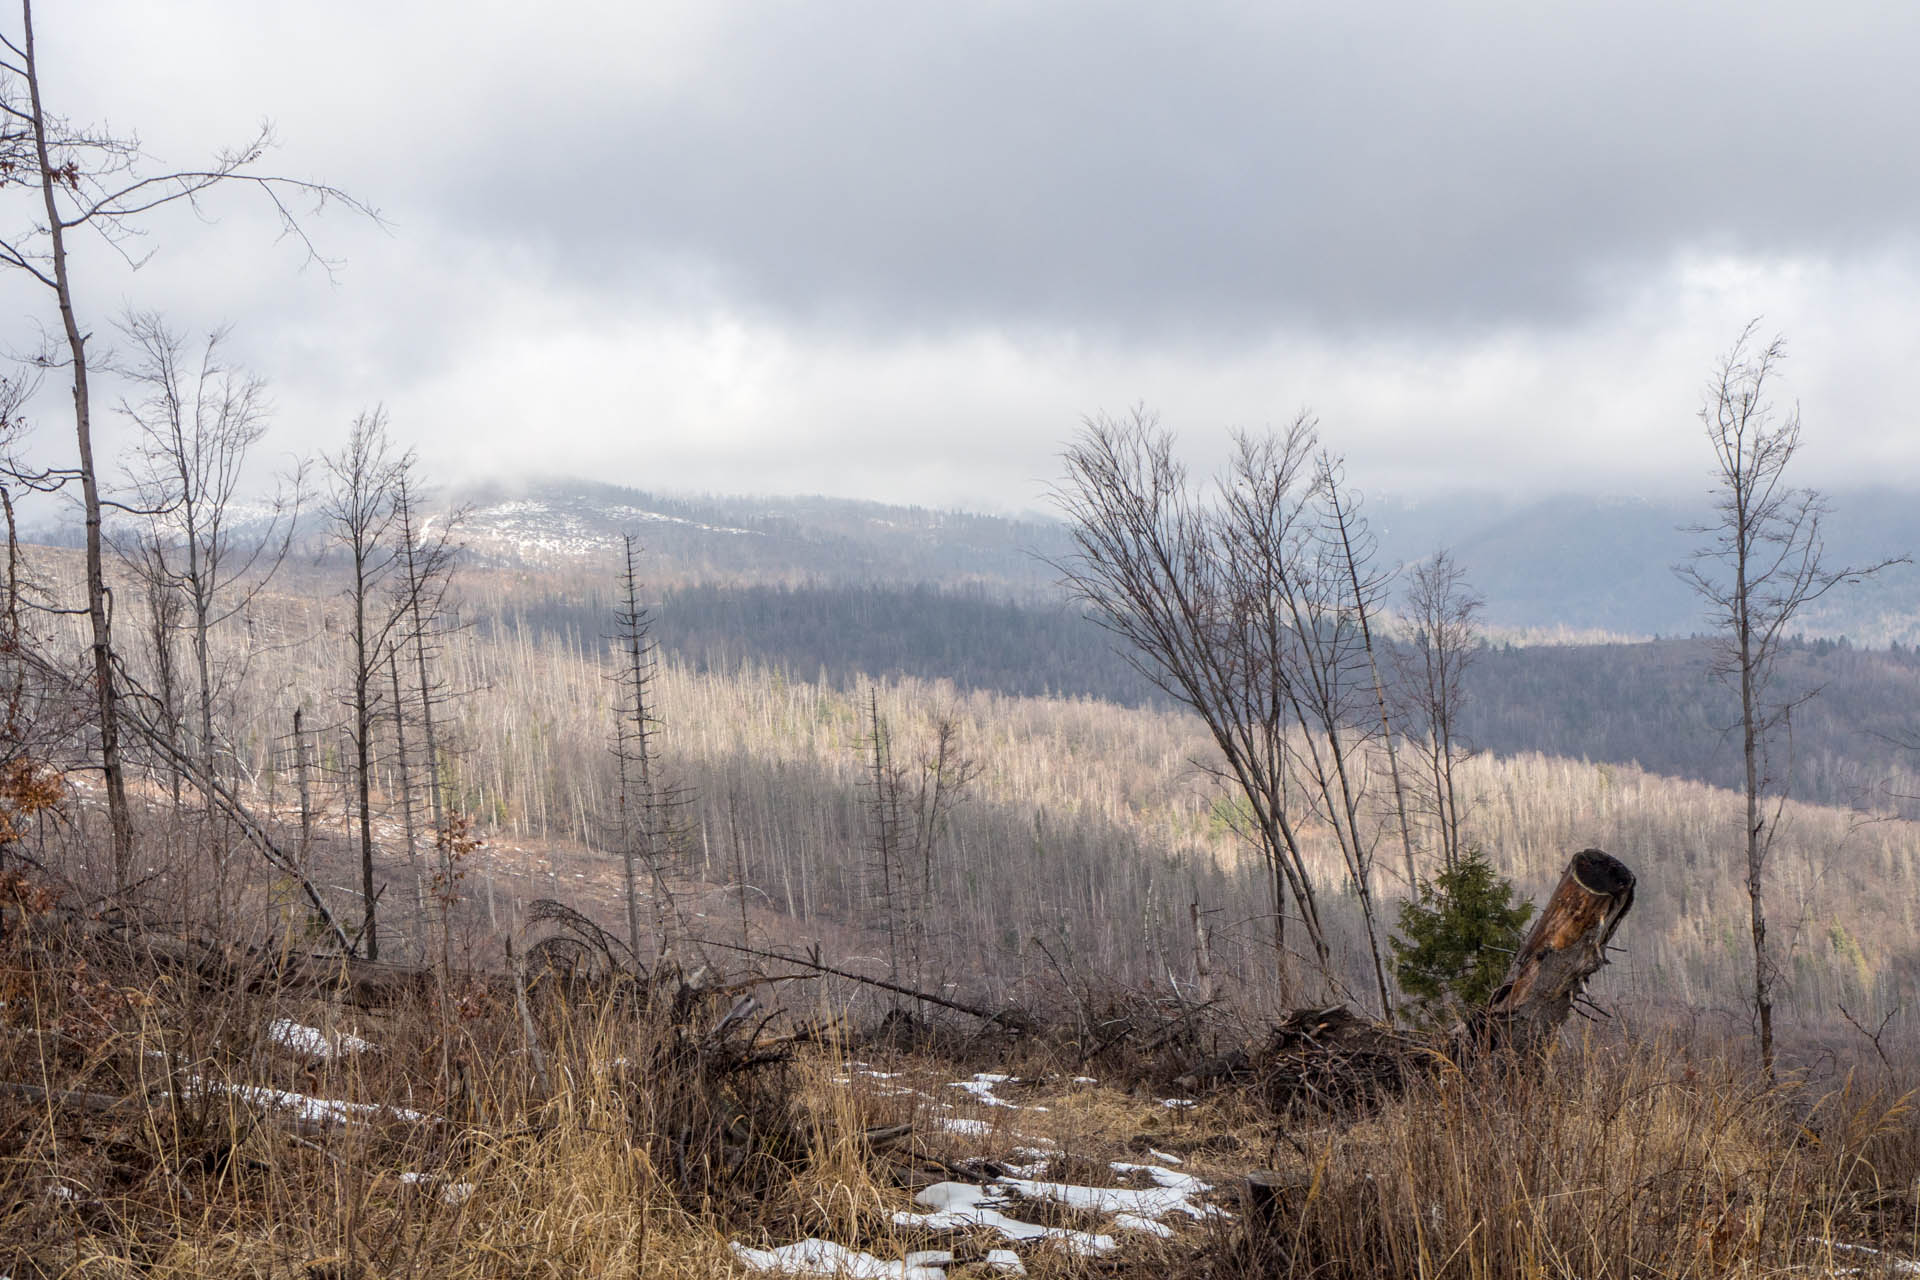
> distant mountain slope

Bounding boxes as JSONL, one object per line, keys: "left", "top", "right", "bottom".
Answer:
{"left": 450, "top": 479, "right": 1073, "bottom": 596}
{"left": 36, "top": 474, "right": 1915, "bottom": 637}
{"left": 1374, "top": 489, "right": 1920, "bottom": 641}
{"left": 454, "top": 478, "right": 1918, "bottom": 642}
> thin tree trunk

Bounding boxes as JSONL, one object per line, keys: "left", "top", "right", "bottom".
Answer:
{"left": 1736, "top": 529, "right": 1774, "bottom": 1079}
{"left": 23, "top": 0, "right": 132, "bottom": 889}
{"left": 294, "top": 707, "right": 312, "bottom": 876}
{"left": 388, "top": 645, "right": 425, "bottom": 929}
{"left": 353, "top": 564, "right": 378, "bottom": 961}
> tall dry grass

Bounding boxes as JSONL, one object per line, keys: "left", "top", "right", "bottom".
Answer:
{"left": 1213, "top": 1030, "right": 1920, "bottom": 1279}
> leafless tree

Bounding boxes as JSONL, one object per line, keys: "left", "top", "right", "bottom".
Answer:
{"left": 1321, "top": 457, "right": 1419, "bottom": 894}
{"left": 1052, "top": 408, "right": 1332, "bottom": 993}
{"left": 1397, "top": 549, "right": 1483, "bottom": 874}
{"left": 1214, "top": 435, "right": 1395, "bottom": 1016}
{"left": 1675, "top": 321, "right": 1904, "bottom": 1079}
{"left": 111, "top": 313, "right": 300, "bottom": 917}
{"left": 863, "top": 689, "right": 979, "bottom": 995}
{"left": 864, "top": 687, "right": 910, "bottom": 989}
{"left": 389, "top": 465, "right": 462, "bottom": 971}
{"left": 321, "top": 411, "right": 404, "bottom": 960}
{"left": 0, "top": 1, "right": 371, "bottom": 891}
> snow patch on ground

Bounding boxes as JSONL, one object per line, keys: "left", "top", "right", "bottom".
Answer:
{"left": 1802, "top": 1239, "right": 1920, "bottom": 1274}
{"left": 935, "top": 1117, "right": 992, "bottom": 1138}
{"left": 188, "top": 1078, "right": 429, "bottom": 1128}
{"left": 997, "top": 1173, "right": 1216, "bottom": 1223}
{"left": 268, "top": 1019, "right": 374, "bottom": 1060}
{"left": 892, "top": 1182, "right": 1118, "bottom": 1257}
{"left": 729, "top": 1237, "right": 1025, "bottom": 1278}
{"left": 948, "top": 1073, "right": 1021, "bottom": 1108}
{"left": 1108, "top": 1162, "right": 1210, "bottom": 1195}
{"left": 399, "top": 1171, "right": 475, "bottom": 1206}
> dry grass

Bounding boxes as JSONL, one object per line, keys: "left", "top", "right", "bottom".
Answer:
{"left": 8, "top": 867, "right": 1920, "bottom": 1280}
{"left": 1205, "top": 1031, "right": 1920, "bottom": 1279}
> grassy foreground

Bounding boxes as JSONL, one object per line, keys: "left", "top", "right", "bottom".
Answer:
{"left": 4, "top": 873, "right": 1919, "bottom": 1280}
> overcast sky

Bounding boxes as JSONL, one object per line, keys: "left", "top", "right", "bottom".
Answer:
{"left": 11, "top": 2, "right": 1920, "bottom": 511}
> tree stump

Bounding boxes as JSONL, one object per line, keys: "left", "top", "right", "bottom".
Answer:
{"left": 1480, "top": 847, "right": 1635, "bottom": 1051}
{"left": 1241, "top": 1169, "right": 1309, "bottom": 1261}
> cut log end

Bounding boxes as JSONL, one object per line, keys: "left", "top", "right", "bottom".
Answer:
{"left": 1571, "top": 848, "right": 1633, "bottom": 898}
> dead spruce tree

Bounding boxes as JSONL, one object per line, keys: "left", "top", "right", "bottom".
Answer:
{"left": 1676, "top": 322, "right": 1903, "bottom": 1078}
{"left": 608, "top": 535, "right": 687, "bottom": 967}
{"left": 862, "top": 688, "right": 978, "bottom": 996}
{"left": 389, "top": 464, "right": 462, "bottom": 970}
{"left": 864, "top": 687, "right": 910, "bottom": 990}
{"left": 1322, "top": 456, "right": 1419, "bottom": 894}
{"left": 0, "top": 1, "right": 369, "bottom": 890}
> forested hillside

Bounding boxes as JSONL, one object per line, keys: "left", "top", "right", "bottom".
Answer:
{"left": 471, "top": 572, "right": 1920, "bottom": 819}
{"left": 20, "top": 544, "right": 1919, "bottom": 1027}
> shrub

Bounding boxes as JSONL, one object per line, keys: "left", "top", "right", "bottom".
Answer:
{"left": 1390, "top": 848, "right": 1533, "bottom": 1024}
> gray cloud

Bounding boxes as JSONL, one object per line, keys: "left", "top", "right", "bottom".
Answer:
{"left": 10, "top": 3, "right": 1920, "bottom": 510}
{"left": 408, "top": 2, "right": 1920, "bottom": 336}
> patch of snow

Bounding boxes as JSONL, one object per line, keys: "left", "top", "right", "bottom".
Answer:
{"left": 1112, "top": 1213, "right": 1175, "bottom": 1238}
{"left": 948, "top": 1074, "right": 1019, "bottom": 1108}
{"left": 729, "top": 1238, "right": 946, "bottom": 1279}
{"left": 1147, "top": 1149, "right": 1182, "bottom": 1165}
{"left": 1071, "top": 1076, "right": 1098, "bottom": 1084}
{"left": 268, "top": 1019, "right": 374, "bottom": 1060}
{"left": 1803, "top": 1239, "right": 1920, "bottom": 1274}
{"left": 399, "top": 1171, "right": 475, "bottom": 1206}
{"left": 1159, "top": 1097, "right": 1196, "bottom": 1109}
{"left": 936, "top": 1117, "right": 992, "bottom": 1138}
{"left": 1108, "top": 1163, "right": 1210, "bottom": 1195}
{"left": 187, "top": 1077, "right": 430, "bottom": 1128}
{"left": 997, "top": 1175, "right": 1214, "bottom": 1223}
{"left": 892, "top": 1183, "right": 1118, "bottom": 1257}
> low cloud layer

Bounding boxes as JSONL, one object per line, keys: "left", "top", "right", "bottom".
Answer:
{"left": 9, "top": 3, "right": 1918, "bottom": 508}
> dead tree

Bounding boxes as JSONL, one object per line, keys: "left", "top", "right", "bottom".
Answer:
{"left": 0, "top": 1, "right": 370, "bottom": 890}
{"left": 321, "top": 412, "right": 404, "bottom": 961}
{"left": 1320, "top": 456, "right": 1419, "bottom": 893}
{"left": 389, "top": 466, "right": 461, "bottom": 971}
{"left": 1397, "top": 550, "right": 1483, "bottom": 873}
{"left": 863, "top": 687, "right": 909, "bottom": 989}
{"left": 1223, "top": 436, "right": 1393, "bottom": 1019}
{"left": 608, "top": 536, "right": 685, "bottom": 966}
{"left": 861, "top": 694, "right": 979, "bottom": 993}
{"left": 112, "top": 312, "right": 300, "bottom": 919}
{"left": 1053, "top": 410, "right": 1330, "bottom": 992}
{"left": 1676, "top": 323, "right": 1903, "bottom": 1079}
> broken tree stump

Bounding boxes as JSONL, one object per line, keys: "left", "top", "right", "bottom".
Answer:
{"left": 1231, "top": 849, "right": 1637, "bottom": 1111}
{"left": 1243, "top": 1169, "right": 1308, "bottom": 1244}
{"left": 1478, "top": 847, "right": 1636, "bottom": 1052}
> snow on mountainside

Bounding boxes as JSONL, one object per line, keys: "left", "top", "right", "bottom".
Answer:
{"left": 459, "top": 497, "right": 761, "bottom": 560}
